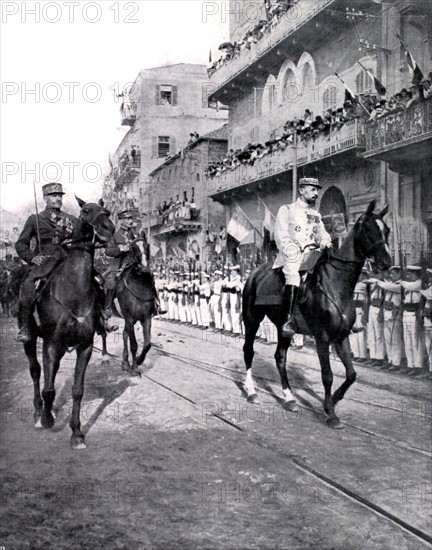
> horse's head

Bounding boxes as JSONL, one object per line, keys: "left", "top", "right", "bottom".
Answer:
{"left": 354, "top": 200, "right": 392, "bottom": 272}
{"left": 75, "top": 197, "right": 115, "bottom": 244}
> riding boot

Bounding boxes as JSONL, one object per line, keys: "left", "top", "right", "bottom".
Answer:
{"left": 102, "top": 288, "right": 118, "bottom": 332}
{"left": 281, "top": 284, "right": 299, "bottom": 338}
{"left": 15, "top": 276, "right": 36, "bottom": 343}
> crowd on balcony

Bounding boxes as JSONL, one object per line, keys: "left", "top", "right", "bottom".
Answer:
{"left": 153, "top": 192, "right": 200, "bottom": 225}
{"left": 205, "top": 101, "right": 358, "bottom": 178}
{"left": 208, "top": 0, "right": 299, "bottom": 77}
{"left": 366, "top": 75, "right": 432, "bottom": 121}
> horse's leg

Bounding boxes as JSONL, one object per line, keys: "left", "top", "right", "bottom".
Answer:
{"left": 332, "top": 337, "right": 357, "bottom": 406}
{"left": 101, "top": 329, "right": 109, "bottom": 366}
{"left": 41, "top": 340, "right": 65, "bottom": 429}
{"left": 275, "top": 326, "right": 298, "bottom": 412}
{"left": 128, "top": 320, "right": 139, "bottom": 372}
{"left": 24, "top": 330, "right": 43, "bottom": 428}
{"left": 243, "top": 309, "right": 264, "bottom": 403}
{"left": 136, "top": 315, "right": 152, "bottom": 366}
{"left": 70, "top": 341, "right": 93, "bottom": 449}
{"left": 121, "top": 321, "right": 130, "bottom": 371}
{"left": 315, "top": 338, "right": 342, "bottom": 429}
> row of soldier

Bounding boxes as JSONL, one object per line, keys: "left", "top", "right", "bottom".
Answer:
{"left": 155, "top": 263, "right": 432, "bottom": 378}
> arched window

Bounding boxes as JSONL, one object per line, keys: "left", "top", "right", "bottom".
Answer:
{"left": 302, "top": 63, "right": 314, "bottom": 94}
{"left": 355, "top": 69, "right": 374, "bottom": 94}
{"left": 282, "top": 69, "right": 298, "bottom": 103}
{"left": 323, "top": 85, "right": 338, "bottom": 111}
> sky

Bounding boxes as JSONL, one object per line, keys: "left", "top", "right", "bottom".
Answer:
{"left": 0, "top": 0, "right": 229, "bottom": 215}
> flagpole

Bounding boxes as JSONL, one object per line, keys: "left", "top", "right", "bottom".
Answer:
{"left": 335, "top": 72, "right": 370, "bottom": 117}
{"left": 357, "top": 60, "right": 397, "bottom": 103}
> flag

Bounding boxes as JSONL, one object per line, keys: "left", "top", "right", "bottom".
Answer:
{"left": 335, "top": 73, "right": 357, "bottom": 103}
{"left": 358, "top": 61, "right": 386, "bottom": 95}
{"left": 260, "top": 197, "right": 276, "bottom": 240}
{"left": 227, "top": 203, "right": 255, "bottom": 243}
{"left": 209, "top": 48, "right": 212, "bottom": 64}
{"left": 397, "top": 34, "right": 424, "bottom": 86}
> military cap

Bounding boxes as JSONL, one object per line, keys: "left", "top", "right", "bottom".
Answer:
{"left": 298, "top": 177, "right": 322, "bottom": 189}
{"left": 406, "top": 265, "right": 421, "bottom": 271}
{"left": 42, "top": 182, "right": 65, "bottom": 196}
{"left": 426, "top": 268, "right": 432, "bottom": 275}
{"left": 230, "top": 265, "right": 240, "bottom": 271}
{"left": 117, "top": 209, "right": 134, "bottom": 220}
{"left": 389, "top": 265, "right": 401, "bottom": 271}
{"left": 201, "top": 271, "right": 210, "bottom": 278}
{"left": 214, "top": 270, "right": 223, "bottom": 276}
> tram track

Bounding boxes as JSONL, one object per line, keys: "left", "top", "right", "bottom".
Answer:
{"left": 92, "top": 343, "right": 432, "bottom": 547}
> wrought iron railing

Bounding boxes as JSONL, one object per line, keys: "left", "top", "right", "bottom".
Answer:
{"left": 365, "top": 99, "right": 432, "bottom": 152}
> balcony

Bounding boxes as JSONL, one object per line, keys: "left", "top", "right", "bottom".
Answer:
{"left": 208, "top": 0, "right": 380, "bottom": 101}
{"left": 120, "top": 101, "right": 138, "bottom": 126}
{"left": 208, "top": 119, "right": 365, "bottom": 200}
{"left": 114, "top": 153, "right": 140, "bottom": 189}
{"left": 150, "top": 205, "right": 202, "bottom": 237}
{"left": 363, "top": 99, "right": 432, "bottom": 165}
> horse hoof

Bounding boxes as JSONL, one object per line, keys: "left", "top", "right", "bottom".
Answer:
{"left": 71, "top": 440, "right": 87, "bottom": 450}
{"left": 247, "top": 393, "right": 259, "bottom": 404}
{"left": 121, "top": 362, "right": 130, "bottom": 372}
{"left": 283, "top": 400, "right": 298, "bottom": 412}
{"left": 34, "top": 419, "right": 43, "bottom": 429}
{"left": 41, "top": 415, "right": 55, "bottom": 429}
{"left": 129, "top": 369, "right": 141, "bottom": 378}
{"left": 327, "top": 417, "right": 343, "bottom": 429}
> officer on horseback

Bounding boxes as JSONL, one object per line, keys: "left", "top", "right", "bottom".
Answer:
{"left": 103, "top": 208, "right": 166, "bottom": 318}
{"left": 273, "top": 177, "right": 332, "bottom": 337}
{"left": 15, "top": 183, "right": 117, "bottom": 343}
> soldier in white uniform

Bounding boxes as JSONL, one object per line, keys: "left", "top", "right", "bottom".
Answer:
{"left": 421, "top": 268, "right": 432, "bottom": 376}
{"left": 199, "top": 272, "right": 211, "bottom": 329}
{"left": 220, "top": 267, "right": 232, "bottom": 333}
{"left": 210, "top": 270, "right": 223, "bottom": 331}
{"left": 349, "top": 267, "right": 369, "bottom": 362}
{"left": 227, "top": 265, "right": 243, "bottom": 335}
{"left": 178, "top": 273, "right": 188, "bottom": 323}
{"left": 401, "top": 265, "right": 423, "bottom": 373}
{"left": 273, "top": 178, "right": 332, "bottom": 337}
{"left": 378, "top": 266, "right": 403, "bottom": 370}
{"left": 364, "top": 273, "right": 385, "bottom": 367}
{"left": 191, "top": 275, "right": 201, "bottom": 326}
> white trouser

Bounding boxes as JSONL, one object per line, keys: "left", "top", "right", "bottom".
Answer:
{"left": 210, "top": 295, "right": 222, "bottom": 329}
{"left": 403, "top": 311, "right": 422, "bottom": 369}
{"left": 383, "top": 310, "right": 403, "bottom": 367}
{"left": 350, "top": 307, "right": 367, "bottom": 358}
{"left": 200, "top": 298, "right": 210, "bottom": 327}
{"left": 424, "top": 317, "right": 432, "bottom": 371}
{"left": 168, "top": 292, "right": 175, "bottom": 319}
{"left": 221, "top": 292, "right": 232, "bottom": 331}
{"left": 367, "top": 306, "right": 384, "bottom": 360}
{"left": 179, "top": 300, "right": 187, "bottom": 323}
{"left": 230, "top": 295, "right": 241, "bottom": 334}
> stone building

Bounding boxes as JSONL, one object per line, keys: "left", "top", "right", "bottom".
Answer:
{"left": 206, "top": 0, "right": 432, "bottom": 267}
{"left": 147, "top": 125, "right": 228, "bottom": 264}
{"left": 103, "top": 63, "right": 227, "bottom": 222}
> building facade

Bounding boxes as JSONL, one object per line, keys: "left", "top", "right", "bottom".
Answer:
{"left": 103, "top": 63, "right": 228, "bottom": 222}
{"left": 206, "top": 0, "right": 431, "bottom": 267}
{"left": 147, "top": 126, "right": 228, "bottom": 264}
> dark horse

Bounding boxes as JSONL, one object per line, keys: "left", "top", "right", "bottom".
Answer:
{"left": 114, "top": 239, "right": 155, "bottom": 374}
{"left": 23, "top": 198, "right": 114, "bottom": 449}
{"left": 242, "top": 200, "right": 392, "bottom": 428}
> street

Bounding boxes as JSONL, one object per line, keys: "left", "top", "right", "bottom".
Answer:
{"left": 1, "top": 314, "right": 431, "bottom": 550}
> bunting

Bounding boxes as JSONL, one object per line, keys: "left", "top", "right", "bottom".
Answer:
{"left": 397, "top": 34, "right": 424, "bottom": 86}
{"left": 227, "top": 203, "right": 256, "bottom": 243}
{"left": 357, "top": 61, "right": 386, "bottom": 96}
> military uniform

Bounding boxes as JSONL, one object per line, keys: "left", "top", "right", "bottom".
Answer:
{"left": 421, "top": 277, "right": 432, "bottom": 372}
{"left": 221, "top": 269, "right": 232, "bottom": 332}
{"left": 199, "top": 272, "right": 211, "bottom": 328}
{"left": 365, "top": 277, "right": 385, "bottom": 365}
{"left": 349, "top": 273, "right": 368, "bottom": 361}
{"left": 378, "top": 270, "right": 403, "bottom": 368}
{"left": 210, "top": 271, "right": 223, "bottom": 330}
{"left": 401, "top": 266, "right": 422, "bottom": 371}
{"left": 227, "top": 266, "right": 243, "bottom": 334}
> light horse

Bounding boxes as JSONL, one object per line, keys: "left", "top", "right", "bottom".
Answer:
{"left": 241, "top": 200, "right": 392, "bottom": 428}
{"left": 23, "top": 198, "right": 114, "bottom": 448}
{"left": 114, "top": 236, "right": 155, "bottom": 374}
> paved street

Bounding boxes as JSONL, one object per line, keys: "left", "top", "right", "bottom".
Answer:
{"left": 1, "top": 314, "right": 431, "bottom": 549}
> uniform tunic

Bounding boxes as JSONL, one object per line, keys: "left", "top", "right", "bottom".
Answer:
{"left": 349, "top": 280, "right": 368, "bottom": 359}
{"left": 199, "top": 281, "right": 211, "bottom": 328}
{"left": 379, "top": 280, "right": 403, "bottom": 367}
{"left": 273, "top": 198, "right": 332, "bottom": 287}
{"left": 210, "top": 279, "right": 223, "bottom": 330}
{"left": 401, "top": 280, "right": 422, "bottom": 369}
{"left": 15, "top": 207, "right": 76, "bottom": 263}
{"left": 366, "top": 279, "right": 385, "bottom": 361}
{"left": 227, "top": 274, "right": 243, "bottom": 334}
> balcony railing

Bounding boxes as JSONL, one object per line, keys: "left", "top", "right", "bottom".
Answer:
{"left": 149, "top": 205, "right": 201, "bottom": 232}
{"left": 120, "top": 101, "right": 138, "bottom": 126}
{"left": 208, "top": 119, "right": 365, "bottom": 196}
{"left": 114, "top": 156, "right": 140, "bottom": 189}
{"left": 364, "top": 99, "right": 432, "bottom": 158}
{"left": 208, "top": 0, "right": 333, "bottom": 97}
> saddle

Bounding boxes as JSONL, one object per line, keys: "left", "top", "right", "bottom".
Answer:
{"left": 254, "top": 250, "right": 322, "bottom": 306}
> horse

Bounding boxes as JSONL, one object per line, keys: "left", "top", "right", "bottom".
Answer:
{"left": 241, "top": 200, "right": 392, "bottom": 428}
{"left": 22, "top": 197, "right": 115, "bottom": 449}
{"left": 113, "top": 237, "right": 155, "bottom": 374}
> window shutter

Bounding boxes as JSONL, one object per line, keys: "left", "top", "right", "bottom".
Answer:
{"left": 155, "top": 85, "right": 160, "bottom": 105}
{"left": 172, "top": 85, "right": 178, "bottom": 106}
{"left": 152, "top": 136, "right": 158, "bottom": 158}
{"left": 170, "top": 136, "right": 176, "bottom": 155}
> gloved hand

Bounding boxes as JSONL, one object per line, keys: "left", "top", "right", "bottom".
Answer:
{"left": 320, "top": 242, "right": 333, "bottom": 251}
{"left": 119, "top": 244, "right": 130, "bottom": 252}
{"left": 31, "top": 254, "right": 47, "bottom": 266}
